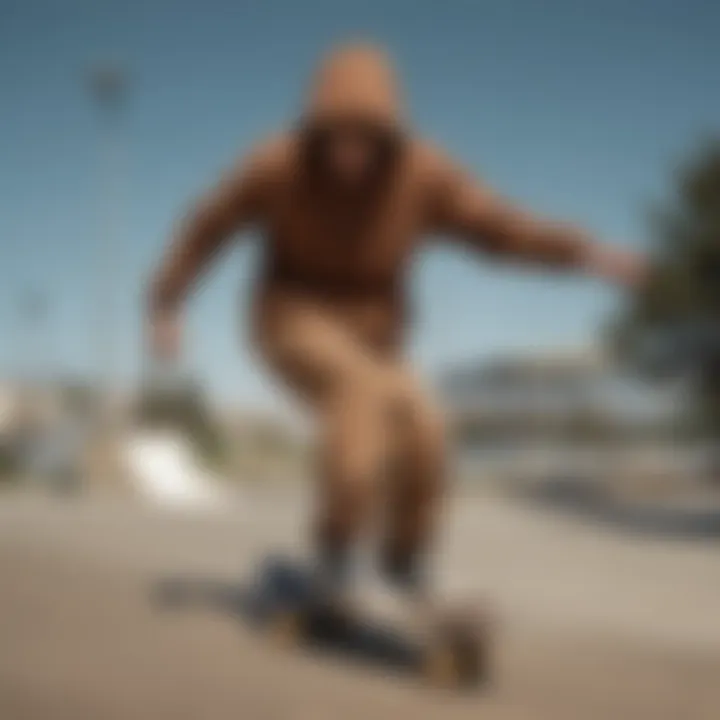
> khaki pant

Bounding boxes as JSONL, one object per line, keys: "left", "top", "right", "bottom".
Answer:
{"left": 253, "top": 290, "right": 446, "bottom": 562}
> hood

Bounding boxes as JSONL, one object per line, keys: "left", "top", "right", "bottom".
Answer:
{"left": 303, "top": 43, "right": 405, "bottom": 132}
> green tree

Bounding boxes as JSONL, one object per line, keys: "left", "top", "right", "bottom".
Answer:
{"left": 137, "top": 378, "right": 226, "bottom": 467}
{"left": 613, "top": 139, "right": 720, "bottom": 432}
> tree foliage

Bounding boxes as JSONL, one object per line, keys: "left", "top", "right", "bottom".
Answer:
{"left": 136, "top": 376, "right": 226, "bottom": 466}
{"left": 613, "top": 139, "right": 720, "bottom": 430}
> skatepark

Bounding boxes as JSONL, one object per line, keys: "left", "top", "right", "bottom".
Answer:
{"left": 3, "top": 2, "right": 719, "bottom": 717}
{"left": 2, "top": 356, "right": 719, "bottom": 718}
{"left": 0, "top": 478, "right": 718, "bottom": 720}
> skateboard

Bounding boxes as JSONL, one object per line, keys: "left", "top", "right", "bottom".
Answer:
{"left": 257, "top": 556, "right": 493, "bottom": 690}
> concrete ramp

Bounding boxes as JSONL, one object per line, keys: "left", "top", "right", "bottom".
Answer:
{"left": 123, "top": 431, "right": 228, "bottom": 510}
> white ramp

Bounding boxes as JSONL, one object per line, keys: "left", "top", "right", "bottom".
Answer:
{"left": 123, "top": 431, "right": 229, "bottom": 510}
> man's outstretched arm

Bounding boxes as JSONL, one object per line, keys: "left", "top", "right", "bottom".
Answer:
{"left": 427, "top": 152, "right": 644, "bottom": 286}
{"left": 146, "top": 142, "right": 280, "bottom": 358}
{"left": 148, "top": 145, "right": 277, "bottom": 316}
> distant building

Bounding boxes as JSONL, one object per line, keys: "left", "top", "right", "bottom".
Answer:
{"left": 440, "top": 345, "right": 687, "bottom": 445}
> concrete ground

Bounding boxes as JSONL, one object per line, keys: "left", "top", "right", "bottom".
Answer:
{"left": 0, "top": 487, "right": 718, "bottom": 720}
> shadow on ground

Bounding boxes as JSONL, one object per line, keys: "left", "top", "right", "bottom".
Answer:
{"left": 151, "top": 555, "right": 422, "bottom": 681}
{"left": 526, "top": 478, "right": 720, "bottom": 540}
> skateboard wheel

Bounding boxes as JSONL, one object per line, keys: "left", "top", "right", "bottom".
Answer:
{"left": 454, "top": 635, "right": 485, "bottom": 688}
{"left": 424, "top": 638, "right": 485, "bottom": 690}
{"left": 423, "top": 642, "right": 460, "bottom": 688}
{"left": 266, "top": 609, "right": 306, "bottom": 648}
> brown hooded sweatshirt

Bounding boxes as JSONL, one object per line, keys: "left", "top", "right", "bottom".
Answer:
{"left": 149, "top": 43, "right": 591, "bottom": 354}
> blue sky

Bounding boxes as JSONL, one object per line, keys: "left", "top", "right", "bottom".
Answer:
{"left": 1, "top": 0, "right": 718, "bottom": 409}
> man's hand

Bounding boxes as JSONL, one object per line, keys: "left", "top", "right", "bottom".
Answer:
{"left": 147, "top": 309, "right": 182, "bottom": 364}
{"left": 582, "top": 243, "right": 648, "bottom": 289}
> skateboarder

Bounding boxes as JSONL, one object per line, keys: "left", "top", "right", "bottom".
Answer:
{"left": 147, "top": 42, "right": 645, "bottom": 604}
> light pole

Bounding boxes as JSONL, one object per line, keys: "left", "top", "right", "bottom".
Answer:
{"left": 88, "top": 64, "right": 128, "bottom": 421}
{"left": 17, "top": 289, "right": 47, "bottom": 383}
{"left": 87, "top": 64, "right": 128, "bottom": 483}
{"left": 16, "top": 288, "right": 48, "bottom": 434}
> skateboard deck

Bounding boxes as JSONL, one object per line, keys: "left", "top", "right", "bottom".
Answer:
{"left": 254, "top": 555, "right": 494, "bottom": 690}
